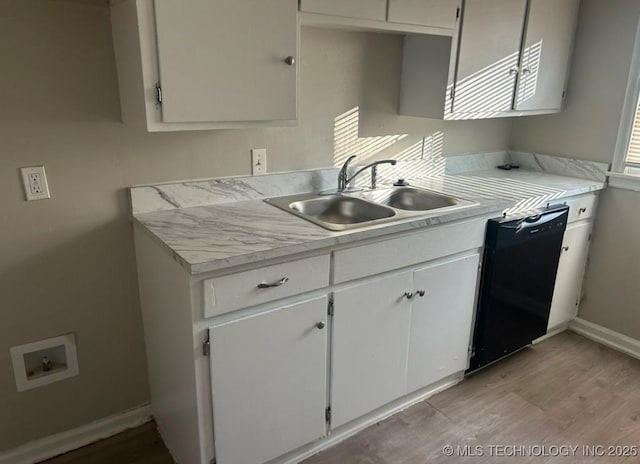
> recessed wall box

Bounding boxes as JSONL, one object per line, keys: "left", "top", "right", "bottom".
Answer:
{"left": 10, "top": 334, "right": 79, "bottom": 392}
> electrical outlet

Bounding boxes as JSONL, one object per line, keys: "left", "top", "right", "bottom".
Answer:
{"left": 251, "top": 148, "right": 267, "bottom": 176}
{"left": 20, "top": 166, "right": 50, "bottom": 201}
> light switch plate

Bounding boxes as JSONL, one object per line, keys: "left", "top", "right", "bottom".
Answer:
{"left": 251, "top": 148, "right": 267, "bottom": 176}
{"left": 21, "top": 166, "right": 50, "bottom": 201}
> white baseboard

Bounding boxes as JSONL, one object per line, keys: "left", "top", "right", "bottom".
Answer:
{"left": 569, "top": 317, "right": 640, "bottom": 360}
{"left": 533, "top": 324, "right": 568, "bottom": 344}
{"left": 0, "top": 404, "right": 152, "bottom": 464}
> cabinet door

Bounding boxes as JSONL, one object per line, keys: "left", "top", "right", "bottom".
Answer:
{"left": 210, "top": 297, "right": 327, "bottom": 464}
{"left": 514, "top": 0, "right": 579, "bottom": 111}
{"left": 388, "top": 0, "right": 460, "bottom": 29}
{"left": 331, "top": 272, "right": 413, "bottom": 428}
{"left": 300, "top": 0, "right": 387, "bottom": 21}
{"left": 154, "top": 0, "right": 297, "bottom": 123}
{"left": 407, "top": 254, "right": 480, "bottom": 393}
{"left": 452, "top": 0, "right": 527, "bottom": 115}
{"left": 547, "top": 222, "right": 592, "bottom": 330}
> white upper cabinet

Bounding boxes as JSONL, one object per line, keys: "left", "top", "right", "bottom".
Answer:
{"left": 399, "top": 0, "right": 579, "bottom": 119}
{"left": 388, "top": 0, "right": 460, "bottom": 30}
{"left": 300, "top": 0, "right": 388, "bottom": 21}
{"left": 111, "top": 0, "right": 298, "bottom": 131}
{"left": 452, "top": 0, "right": 527, "bottom": 116}
{"left": 300, "top": 0, "right": 458, "bottom": 35}
{"left": 514, "top": 0, "right": 580, "bottom": 111}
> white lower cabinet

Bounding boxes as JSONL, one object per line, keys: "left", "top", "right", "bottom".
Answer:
{"left": 331, "top": 271, "right": 413, "bottom": 428}
{"left": 210, "top": 297, "right": 328, "bottom": 464}
{"left": 407, "top": 253, "right": 480, "bottom": 393}
{"left": 331, "top": 252, "right": 480, "bottom": 428}
{"left": 547, "top": 221, "right": 592, "bottom": 330}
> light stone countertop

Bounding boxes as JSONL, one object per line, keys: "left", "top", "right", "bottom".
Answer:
{"left": 133, "top": 168, "right": 605, "bottom": 275}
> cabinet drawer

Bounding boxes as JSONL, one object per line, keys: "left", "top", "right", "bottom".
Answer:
{"left": 563, "top": 193, "right": 597, "bottom": 223}
{"left": 300, "top": 0, "right": 387, "bottom": 21}
{"left": 388, "top": 0, "right": 460, "bottom": 29}
{"left": 204, "top": 255, "right": 330, "bottom": 318}
{"left": 333, "top": 218, "right": 485, "bottom": 283}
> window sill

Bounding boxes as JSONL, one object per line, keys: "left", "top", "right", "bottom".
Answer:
{"left": 607, "top": 171, "right": 640, "bottom": 192}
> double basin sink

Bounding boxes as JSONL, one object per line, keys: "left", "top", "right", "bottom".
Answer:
{"left": 264, "top": 186, "right": 478, "bottom": 231}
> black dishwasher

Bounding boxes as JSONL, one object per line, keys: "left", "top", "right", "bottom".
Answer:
{"left": 468, "top": 205, "right": 569, "bottom": 373}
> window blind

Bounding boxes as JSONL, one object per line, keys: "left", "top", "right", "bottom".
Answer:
{"left": 626, "top": 96, "right": 640, "bottom": 165}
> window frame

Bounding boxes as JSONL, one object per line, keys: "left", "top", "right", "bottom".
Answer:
{"left": 610, "top": 18, "right": 640, "bottom": 191}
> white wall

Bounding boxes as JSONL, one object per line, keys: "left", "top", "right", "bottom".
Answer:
{"left": 0, "top": 0, "right": 512, "bottom": 451}
{"left": 510, "top": 0, "right": 640, "bottom": 340}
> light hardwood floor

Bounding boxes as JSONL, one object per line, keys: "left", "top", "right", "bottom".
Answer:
{"left": 42, "top": 332, "right": 640, "bottom": 463}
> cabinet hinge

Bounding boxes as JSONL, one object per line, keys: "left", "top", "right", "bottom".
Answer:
{"left": 325, "top": 406, "right": 332, "bottom": 424}
{"left": 203, "top": 329, "right": 211, "bottom": 357}
{"left": 562, "top": 90, "right": 566, "bottom": 99}
{"left": 588, "top": 233, "right": 592, "bottom": 241}
{"left": 328, "top": 297, "right": 334, "bottom": 316}
{"left": 456, "top": 7, "right": 460, "bottom": 19}
{"left": 155, "top": 82, "right": 163, "bottom": 105}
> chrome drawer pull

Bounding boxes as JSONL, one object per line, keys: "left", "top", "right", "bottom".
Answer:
{"left": 315, "top": 321, "right": 326, "bottom": 330}
{"left": 257, "top": 277, "right": 289, "bottom": 289}
{"left": 416, "top": 290, "right": 426, "bottom": 297}
{"left": 404, "top": 292, "right": 414, "bottom": 300}
{"left": 578, "top": 207, "right": 587, "bottom": 214}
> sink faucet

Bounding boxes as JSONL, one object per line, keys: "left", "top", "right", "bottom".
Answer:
{"left": 337, "top": 155, "right": 397, "bottom": 192}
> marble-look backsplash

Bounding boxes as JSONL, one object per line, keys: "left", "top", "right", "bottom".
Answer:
{"left": 130, "top": 168, "right": 338, "bottom": 215}
{"left": 130, "top": 152, "right": 609, "bottom": 216}
{"left": 508, "top": 151, "right": 609, "bottom": 182}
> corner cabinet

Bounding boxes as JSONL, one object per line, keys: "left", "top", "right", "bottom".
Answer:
{"left": 111, "top": 0, "right": 298, "bottom": 131}
{"left": 400, "top": 0, "right": 579, "bottom": 119}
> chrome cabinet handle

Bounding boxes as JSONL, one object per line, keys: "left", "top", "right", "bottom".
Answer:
{"left": 509, "top": 66, "right": 519, "bottom": 75}
{"left": 284, "top": 56, "right": 296, "bottom": 66}
{"left": 405, "top": 290, "right": 426, "bottom": 300}
{"left": 578, "top": 207, "right": 587, "bottom": 214}
{"left": 521, "top": 67, "right": 531, "bottom": 75}
{"left": 562, "top": 246, "right": 570, "bottom": 252}
{"left": 257, "top": 277, "right": 289, "bottom": 289}
{"left": 315, "top": 321, "right": 326, "bottom": 330}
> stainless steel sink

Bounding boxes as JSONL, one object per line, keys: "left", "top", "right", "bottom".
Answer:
{"left": 361, "top": 187, "right": 459, "bottom": 211}
{"left": 264, "top": 186, "right": 478, "bottom": 231}
{"left": 266, "top": 194, "right": 396, "bottom": 231}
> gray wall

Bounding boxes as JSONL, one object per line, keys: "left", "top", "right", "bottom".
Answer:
{"left": 510, "top": 0, "right": 640, "bottom": 339}
{"left": 0, "top": 0, "right": 512, "bottom": 451}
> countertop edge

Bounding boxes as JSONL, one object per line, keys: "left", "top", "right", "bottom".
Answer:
{"left": 134, "top": 180, "right": 606, "bottom": 276}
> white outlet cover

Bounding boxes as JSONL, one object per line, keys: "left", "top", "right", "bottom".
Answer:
{"left": 20, "top": 165, "right": 50, "bottom": 201}
{"left": 251, "top": 148, "right": 267, "bottom": 176}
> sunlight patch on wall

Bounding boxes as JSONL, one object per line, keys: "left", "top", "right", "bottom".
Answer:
{"left": 333, "top": 106, "right": 408, "bottom": 167}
